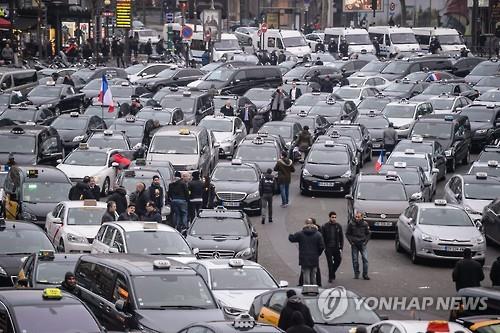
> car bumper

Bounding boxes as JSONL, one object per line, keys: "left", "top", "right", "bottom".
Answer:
{"left": 364, "top": 217, "right": 398, "bottom": 233}
{"left": 416, "top": 243, "right": 486, "bottom": 260}
{"left": 371, "top": 141, "right": 384, "bottom": 151}
{"left": 300, "top": 176, "right": 352, "bottom": 193}
{"left": 65, "top": 242, "right": 93, "bottom": 253}
{"left": 215, "top": 198, "right": 261, "bottom": 213}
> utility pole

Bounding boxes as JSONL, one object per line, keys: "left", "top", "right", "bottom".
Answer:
{"left": 37, "top": 0, "right": 43, "bottom": 58}
{"left": 471, "top": 0, "right": 478, "bottom": 53}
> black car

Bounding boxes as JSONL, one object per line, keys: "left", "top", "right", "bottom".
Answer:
{"left": 327, "top": 123, "right": 372, "bottom": 165}
{"left": 282, "top": 111, "right": 330, "bottom": 138}
{"left": 71, "top": 66, "right": 128, "bottom": 90}
{"left": 316, "top": 133, "right": 361, "bottom": 171}
{"left": 379, "top": 58, "right": 454, "bottom": 81}
{"left": 382, "top": 79, "right": 429, "bottom": 99}
{"left": 3, "top": 166, "right": 72, "bottom": 225}
{"left": 184, "top": 207, "right": 259, "bottom": 261}
{"left": 308, "top": 98, "right": 358, "bottom": 124}
{"left": 0, "top": 219, "right": 55, "bottom": 286}
{"left": 25, "top": 83, "right": 84, "bottom": 115}
{"left": 379, "top": 163, "right": 433, "bottom": 202}
{"left": 50, "top": 112, "right": 107, "bottom": 151}
{"left": 86, "top": 129, "right": 132, "bottom": 150}
{"left": 109, "top": 116, "right": 148, "bottom": 148}
{"left": 80, "top": 77, "right": 128, "bottom": 103}
{"left": 482, "top": 198, "right": 500, "bottom": 246}
{"left": 355, "top": 112, "right": 390, "bottom": 152}
{"left": 450, "top": 56, "right": 486, "bottom": 77}
{"left": 159, "top": 90, "right": 214, "bottom": 125}
{"left": 300, "top": 140, "right": 356, "bottom": 195}
{"left": 137, "top": 67, "right": 204, "bottom": 92}
{"left": 410, "top": 82, "right": 479, "bottom": 101}
{"left": 75, "top": 254, "right": 224, "bottom": 332}
{"left": 0, "top": 124, "right": 64, "bottom": 165}
{"left": 0, "top": 105, "right": 56, "bottom": 125}
{"left": 283, "top": 65, "right": 341, "bottom": 83}
{"left": 351, "top": 59, "right": 390, "bottom": 77}
{"left": 465, "top": 59, "right": 500, "bottom": 85}
{"left": 460, "top": 104, "right": 500, "bottom": 149}
{"left": 16, "top": 251, "right": 82, "bottom": 288}
{"left": 329, "top": 59, "right": 370, "bottom": 77}
{"left": 410, "top": 114, "right": 472, "bottom": 172}
{"left": 259, "top": 121, "right": 302, "bottom": 150}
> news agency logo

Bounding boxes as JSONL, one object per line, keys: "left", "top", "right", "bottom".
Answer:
{"left": 317, "top": 287, "right": 349, "bottom": 321}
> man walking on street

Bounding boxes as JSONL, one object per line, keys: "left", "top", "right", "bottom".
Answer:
{"left": 274, "top": 151, "right": 294, "bottom": 207}
{"left": 148, "top": 175, "right": 164, "bottom": 213}
{"left": 346, "top": 212, "right": 371, "bottom": 280}
{"left": 383, "top": 122, "right": 398, "bottom": 154}
{"left": 289, "top": 219, "right": 325, "bottom": 285}
{"left": 452, "top": 248, "right": 484, "bottom": 291}
{"left": 321, "top": 211, "right": 344, "bottom": 283}
{"left": 188, "top": 171, "right": 204, "bottom": 221}
{"left": 168, "top": 171, "right": 190, "bottom": 230}
{"left": 259, "top": 168, "right": 276, "bottom": 224}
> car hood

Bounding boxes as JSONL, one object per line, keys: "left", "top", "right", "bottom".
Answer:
{"left": 354, "top": 200, "right": 408, "bottom": 214}
{"left": 463, "top": 199, "right": 494, "bottom": 216}
{"left": 213, "top": 132, "right": 232, "bottom": 143}
{"left": 27, "top": 96, "right": 58, "bottom": 105}
{"left": 304, "top": 163, "right": 350, "bottom": 178}
{"left": 57, "top": 164, "right": 107, "bottom": 179}
{"left": 0, "top": 153, "right": 36, "bottom": 165}
{"left": 135, "top": 308, "right": 224, "bottom": 333}
{"left": 57, "top": 129, "right": 86, "bottom": 142}
{"left": 418, "top": 224, "right": 480, "bottom": 241}
{"left": 379, "top": 73, "right": 404, "bottom": 81}
{"left": 388, "top": 117, "right": 413, "bottom": 128}
{"left": 185, "top": 235, "right": 250, "bottom": 252}
{"left": 464, "top": 75, "right": 482, "bottom": 85}
{"left": 23, "top": 201, "right": 58, "bottom": 221}
{"left": 368, "top": 128, "right": 384, "bottom": 140}
{"left": 63, "top": 225, "right": 101, "bottom": 239}
{"left": 211, "top": 181, "right": 258, "bottom": 194}
{"left": 214, "top": 290, "right": 272, "bottom": 311}
{"left": 146, "top": 153, "right": 198, "bottom": 167}
{"left": 0, "top": 254, "right": 27, "bottom": 278}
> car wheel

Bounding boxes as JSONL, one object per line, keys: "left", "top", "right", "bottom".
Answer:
{"left": 410, "top": 239, "right": 420, "bottom": 264}
{"left": 102, "top": 177, "right": 110, "bottom": 196}
{"left": 462, "top": 149, "right": 470, "bottom": 165}
{"left": 395, "top": 231, "right": 403, "bottom": 253}
{"left": 58, "top": 240, "right": 65, "bottom": 253}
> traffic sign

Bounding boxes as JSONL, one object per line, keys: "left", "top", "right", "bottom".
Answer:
{"left": 115, "top": 0, "right": 131, "bottom": 28}
{"left": 165, "top": 12, "right": 174, "bottom": 23}
{"left": 181, "top": 25, "right": 193, "bottom": 40}
{"left": 261, "top": 23, "right": 268, "bottom": 33}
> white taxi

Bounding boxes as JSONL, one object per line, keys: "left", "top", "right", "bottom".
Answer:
{"left": 56, "top": 143, "right": 122, "bottom": 195}
{"left": 198, "top": 115, "right": 246, "bottom": 158}
{"left": 187, "top": 259, "right": 287, "bottom": 317}
{"left": 45, "top": 200, "right": 107, "bottom": 253}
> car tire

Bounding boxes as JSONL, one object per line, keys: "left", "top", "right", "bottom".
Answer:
{"left": 410, "top": 239, "right": 420, "bottom": 264}
{"left": 58, "top": 240, "right": 65, "bottom": 253}
{"left": 462, "top": 149, "right": 470, "bottom": 165}
{"left": 102, "top": 177, "right": 110, "bottom": 196}
{"left": 395, "top": 231, "right": 403, "bottom": 253}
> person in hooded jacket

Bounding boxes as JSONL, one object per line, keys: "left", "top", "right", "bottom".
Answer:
{"left": 148, "top": 175, "right": 164, "bottom": 211}
{"left": 101, "top": 201, "right": 119, "bottom": 223}
{"left": 143, "top": 201, "right": 162, "bottom": 223}
{"left": 68, "top": 176, "right": 94, "bottom": 200}
{"left": 107, "top": 186, "right": 128, "bottom": 216}
{"left": 130, "top": 182, "right": 150, "bottom": 219}
{"left": 286, "top": 311, "right": 315, "bottom": 333}
{"left": 60, "top": 272, "right": 81, "bottom": 297}
{"left": 278, "top": 290, "right": 314, "bottom": 331}
{"left": 274, "top": 151, "right": 295, "bottom": 207}
{"left": 295, "top": 126, "right": 313, "bottom": 161}
{"left": 289, "top": 219, "right": 325, "bottom": 285}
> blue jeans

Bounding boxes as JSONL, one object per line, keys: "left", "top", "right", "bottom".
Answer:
{"left": 279, "top": 183, "right": 289, "bottom": 205}
{"left": 351, "top": 243, "right": 368, "bottom": 276}
{"left": 171, "top": 199, "right": 188, "bottom": 230}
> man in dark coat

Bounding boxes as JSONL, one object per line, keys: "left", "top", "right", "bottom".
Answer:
{"left": 491, "top": 257, "right": 500, "bottom": 286}
{"left": 328, "top": 39, "right": 338, "bottom": 54}
{"left": 88, "top": 176, "right": 101, "bottom": 200}
{"left": 452, "top": 248, "right": 484, "bottom": 291}
{"left": 118, "top": 204, "right": 139, "bottom": 221}
{"left": 270, "top": 86, "right": 287, "bottom": 121}
{"left": 346, "top": 211, "right": 371, "bottom": 280}
{"left": 274, "top": 151, "right": 295, "bottom": 207}
{"left": 236, "top": 97, "right": 256, "bottom": 134}
{"left": 148, "top": 175, "right": 164, "bottom": 211}
{"left": 220, "top": 100, "right": 234, "bottom": 116}
{"left": 144, "top": 38, "right": 153, "bottom": 56}
{"left": 107, "top": 186, "right": 128, "bottom": 216}
{"left": 286, "top": 311, "right": 315, "bottom": 333}
{"left": 429, "top": 36, "right": 442, "bottom": 54}
{"left": 339, "top": 38, "right": 349, "bottom": 58}
{"left": 269, "top": 50, "right": 278, "bottom": 65}
{"left": 259, "top": 169, "right": 276, "bottom": 224}
{"left": 372, "top": 37, "right": 380, "bottom": 57}
{"left": 143, "top": 201, "right": 162, "bottom": 223}
{"left": 168, "top": 172, "right": 190, "bottom": 231}
{"left": 188, "top": 171, "right": 204, "bottom": 222}
{"left": 315, "top": 41, "right": 325, "bottom": 53}
{"left": 68, "top": 176, "right": 94, "bottom": 200}
{"left": 289, "top": 81, "right": 302, "bottom": 104}
{"left": 278, "top": 50, "right": 286, "bottom": 63}
{"left": 278, "top": 290, "right": 314, "bottom": 331}
{"left": 321, "top": 211, "right": 343, "bottom": 282}
{"left": 60, "top": 272, "right": 81, "bottom": 297}
{"left": 101, "top": 201, "right": 118, "bottom": 223}
{"left": 289, "top": 220, "right": 325, "bottom": 285}
{"left": 130, "top": 182, "right": 149, "bottom": 219}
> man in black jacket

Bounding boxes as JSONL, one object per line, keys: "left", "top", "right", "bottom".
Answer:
{"left": 452, "top": 248, "right": 484, "bottom": 291}
{"left": 491, "top": 257, "right": 500, "bottom": 286}
{"left": 107, "top": 186, "right": 128, "bottom": 216}
{"left": 188, "top": 171, "right": 204, "bottom": 222}
{"left": 321, "top": 211, "right": 344, "bottom": 283}
{"left": 101, "top": 201, "right": 118, "bottom": 223}
{"left": 346, "top": 212, "right": 371, "bottom": 280}
{"left": 130, "top": 182, "right": 149, "bottom": 219}
{"left": 143, "top": 201, "right": 162, "bottom": 223}
{"left": 148, "top": 175, "right": 164, "bottom": 211}
{"left": 168, "top": 172, "right": 190, "bottom": 230}
{"left": 118, "top": 204, "right": 139, "bottom": 221}
{"left": 277, "top": 290, "right": 314, "bottom": 331}
{"left": 60, "top": 272, "right": 81, "bottom": 297}
{"left": 220, "top": 100, "right": 234, "bottom": 116}
{"left": 68, "top": 176, "right": 94, "bottom": 200}
{"left": 88, "top": 176, "right": 101, "bottom": 200}
{"left": 289, "top": 219, "right": 325, "bottom": 285}
{"left": 259, "top": 169, "right": 276, "bottom": 224}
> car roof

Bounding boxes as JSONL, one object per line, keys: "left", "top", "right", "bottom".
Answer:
{"left": 357, "top": 173, "right": 404, "bottom": 183}
{"left": 420, "top": 113, "right": 466, "bottom": 121}
{"left": 153, "top": 125, "right": 204, "bottom": 137}
{"left": 260, "top": 121, "right": 296, "bottom": 127}
{"left": 102, "top": 221, "right": 179, "bottom": 233}
{"left": 59, "top": 200, "right": 107, "bottom": 208}
{"left": 0, "top": 289, "right": 83, "bottom": 306}
{"left": 0, "top": 220, "right": 50, "bottom": 231}
{"left": 0, "top": 124, "right": 49, "bottom": 135}
{"left": 112, "top": 117, "right": 148, "bottom": 125}
{"left": 413, "top": 201, "right": 464, "bottom": 210}
{"left": 460, "top": 174, "right": 500, "bottom": 184}
{"left": 14, "top": 165, "right": 71, "bottom": 182}
{"left": 195, "top": 259, "right": 262, "bottom": 269}
{"left": 197, "top": 208, "right": 245, "bottom": 219}
{"left": 389, "top": 151, "right": 428, "bottom": 159}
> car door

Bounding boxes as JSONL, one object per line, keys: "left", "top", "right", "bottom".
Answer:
{"left": 90, "top": 264, "right": 118, "bottom": 330}
{"left": 433, "top": 142, "right": 446, "bottom": 179}
{"left": 108, "top": 272, "right": 132, "bottom": 331}
{"left": 112, "top": 230, "right": 126, "bottom": 253}
{"left": 454, "top": 121, "right": 467, "bottom": 162}
{"left": 46, "top": 203, "right": 64, "bottom": 242}
{"left": 257, "top": 290, "right": 287, "bottom": 326}
{"left": 485, "top": 200, "right": 500, "bottom": 244}
{"left": 18, "top": 253, "right": 35, "bottom": 287}
{"left": 92, "top": 225, "right": 115, "bottom": 253}
{"left": 234, "top": 117, "right": 245, "bottom": 143}
{"left": 399, "top": 205, "right": 417, "bottom": 250}
{"left": 0, "top": 303, "right": 14, "bottom": 333}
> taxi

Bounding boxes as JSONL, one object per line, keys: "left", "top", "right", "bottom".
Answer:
{"left": 0, "top": 104, "right": 56, "bottom": 124}
{"left": 50, "top": 112, "right": 107, "bottom": 151}
{"left": 308, "top": 98, "right": 358, "bottom": 124}
{"left": 282, "top": 110, "right": 330, "bottom": 138}
{"left": 25, "top": 81, "right": 84, "bottom": 115}
{"left": 332, "top": 84, "right": 380, "bottom": 106}
{"left": 469, "top": 160, "right": 500, "bottom": 178}
{"left": 56, "top": 143, "right": 122, "bottom": 194}
{"left": 368, "top": 320, "right": 472, "bottom": 333}
{"left": 199, "top": 114, "right": 247, "bottom": 158}
{"left": 15, "top": 250, "right": 82, "bottom": 288}
{"left": 0, "top": 288, "right": 105, "bottom": 333}
{"left": 316, "top": 132, "right": 361, "bottom": 171}
{"left": 3, "top": 166, "right": 72, "bottom": 225}
{"left": 327, "top": 122, "right": 372, "bottom": 166}
{"left": 136, "top": 106, "right": 185, "bottom": 126}
{"left": 45, "top": 200, "right": 107, "bottom": 253}
{"left": 179, "top": 313, "right": 283, "bottom": 333}
{"left": 109, "top": 115, "right": 148, "bottom": 147}
{"left": 187, "top": 259, "right": 286, "bottom": 317}
{"left": 380, "top": 161, "right": 432, "bottom": 202}
{"left": 429, "top": 94, "right": 471, "bottom": 114}
{"left": 355, "top": 111, "right": 390, "bottom": 152}
{"left": 234, "top": 135, "right": 283, "bottom": 175}
{"left": 382, "top": 99, "right": 433, "bottom": 138}
{"left": 456, "top": 316, "right": 500, "bottom": 333}
{"left": 0, "top": 219, "right": 55, "bottom": 287}
{"left": 158, "top": 89, "right": 214, "bottom": 125}
{"left": 86, "top": 129, "right": 132, "bottom": 150}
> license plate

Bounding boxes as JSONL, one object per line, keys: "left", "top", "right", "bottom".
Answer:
{"left": 374, "top": 222, "right": 393, "bottom": 227}
{"left": 318, "top": 182, "right": 335, "bottom": 187}
{"left": 372, "top": 143, "right": 381, "bottom": 148}
{"left": 445, "top": 246, "right": 465, "bottom": 252}
{"left": 223, "top": 201, "right": 240, "bottom": 207}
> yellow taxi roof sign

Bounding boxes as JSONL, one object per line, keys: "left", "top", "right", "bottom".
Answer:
{"left": 179, "top": 128, "right": 190, "bottom": 135}
{"left": 83, "top": 199, "right": 97, "bottom": 206}
{"left": 43, "top": 288, "right": 63, "bottom": 300}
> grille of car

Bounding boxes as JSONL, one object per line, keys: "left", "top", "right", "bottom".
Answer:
{"left": 434, "top": 250, "right": 476, "bottom": 258}
{"left": 311, "top": 174, "right": 340, "bottom": 180}
{"left": 197, "top": 249, "right": 236, "bottom": 259}
{"left": 364, "top": 213, "right": 400, "bottom": 219}
{"left": 216, "top": 192, "right": 247, "bottom": 202}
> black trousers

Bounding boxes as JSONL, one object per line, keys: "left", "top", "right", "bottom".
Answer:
{"left": 188, "top": 201, "right": 203, "bottom": 222}
{"left": 325, "top": 247, "right": 342, "bottom": 280}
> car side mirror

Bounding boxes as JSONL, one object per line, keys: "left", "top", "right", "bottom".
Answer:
{"left": 279, "top": 280, "right": 289, "bottom": 288}
{"left": 115, "top": 299, "right": 125, "bottom": 312}
{"left": 109, "top": 247, "right": 119, "bottom": 253}
{"left": 431, "top": 168, "right": 439, "bottom": 174}
{"left": 56, "top": 158, "right": 62, "bottom": 164}
{"left": 111, "top": 162, "right": 119, "bottom": 167}
{"left": 251, "top": 230, "right": 258, "bottom": 238}
{"left": 140, "top": 72, "right": 147, "bottom": 77}
{"left": 410, "top": 192, "right": 422, "bottom": 202}
{"left": 345, "top": 194, "right": 353, "bottom": 200}
{"left": 235, "top": 128, "right": 243, "bottom": 134}
{"left": 52, "top": 217, "right": 62, "bottom": 224}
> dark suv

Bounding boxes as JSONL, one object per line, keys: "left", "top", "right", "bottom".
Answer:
{"left": 459, "top": 104, "right": 500, "bottom": 149}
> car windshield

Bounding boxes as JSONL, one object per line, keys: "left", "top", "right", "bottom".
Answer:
{"left": 190, "top": 217, "right": 248, "bottom": 236}
{"left": 411, "top": 122, "right": 452, "bottom": 139}
{"left": 283, "top": 67, "right": 310, "bottom": 79}
{"left": 430, "top": 99, "right": 454, "bottom": 110}
{"left": 125, "top": 64, "right": 146, "bottom": 75}
{"left": 359, "top": 61, "right": 387, "bottom": 73}
{"left": 460, "top": 109, "right": 494, "bottom": 123}
{"left": 309, "top": 105, "right": 342, "bottom": 118}
{"left": 331, "top": 127, "right": 361, "bottom": 140}
{"left": 476, "top": 77, "right": 500, "bottom": 87}
{"left": 0, "top": 109, "right": 37, "bottom": 122}
{"left": 136, "top": 110, "right": 172, "bottom": 123}
{"left": 419, "top": 207, "right": 473, "bottom": 226}
{"left": 260, "top": 124, "right": 292, "bottom": 139}
{"left": 244, "top": 89, "right": 274, "bottom": 101}
{"left": 382, "top": 62, "right": 411, "bottom": 75}
{"left": 437, "top": 34, "right": 462, "bottom": 45}
{"left": 214, "top": 39, "right": 240, "bottom": 50}
{"left": 464, "top": 182, "right": 500, "bottom": 200}
{"left": 470, "top": 63, "right": 500, "bottom": 76}
{"left": 0, "top": 229, "right": 53, "bottom": 254}
{"left": 210, "top": 268, "right": 276, "bottom": 290}
{"left": 198, "top": 118, "right": 233, "bottom": 132}
{"left": 358, "top": 98, "right": 390, "bottom": 111}
{"left": 212, "top": 166, "right": 258, "bottom": 182}
{"left": 110, "top": 123, "right": 144, "bottom": 137}
{"left": 304, "top": 296, "right": 380, "bottom": 325}
{"left": 110, "top": 86, "right": 134, "bottom": 98}
{"left": 283, "top": 36, "right": 307, "bottom": 47}
{"left": 388, "top": 156, "right": 429, "bottom": 171}
{"left": 334, "top": 88, "right": 361, "bottom": 99}
{"left": 133, "top": 275, "right": 216, "bottom": 309}
{"left": 13, "top": 304, "right": 101, "bottom": 333}
{"left": 294, "top": 94, "right": 325, "bottom": 106}
{"left": 476, "top": 90, "right": 500, "bottom": 102}
{"left": 391, "top": 33, "right": 418, "bottom": 44}
{"left": 159, "top": 96, "right": 195, "bottom": 112}
{"left": 478, "top": 151, "right": 500, "bottom": 162}
{"left": 346, "top": 33, "right": 371, "bottom": 45}
{"left": 157, "top": 69, "right": 177, "bottom": 78}
{"left": 126, "top": 230, "right": 191, "bottom": 255}
{"left": 423, "top": 84, "right": 454, "bottom": 95}
{"left": 384, "top": 82, "right": 412, "bottom": 93}
{"left": 28, "top": 86, "right": 61, "bottom": 98}
{"left": 23, "top": 182, "right": 71, "bottom": 203}
{"left": 0, "top": 135, "right": 35, "bottom": 153}
{"left": 87, "top": 136, "right": 129, "bottom": 150}
{"left": 51, "top": 117, "right": 87, "bottom": 130}
{"left": 150, "top": 136, "right": 198, "bottom": 154}
{"left": 64, "top": 151, "right": 107, "bottom": 166}
{"left": 348, "top": 77, "right": 367, "bottom": 85}
{"left": 383, "top": 105, "right": 415, "bottom": 118}
{"left": 357, "top": 182, "right": 407, "bottom": 200}
{"left": 205, "top": 69, "right": 234, "bottom": 82}
{"left": 357, "top": 117, "right": 388, "bottom": 128}
{"left": 308, "top": 150, "right": 348, "bottom": 165}
{"left": 67, "top": 207, "right": 106, "bottom": 225}
{"left": 36, "top": 261, "right": 78, "bottom": 284}
{"left": 235, "top": 145, "right": 277, "bottom": 162}
{"left": 84, "top": 106, "right": 117, "bottom": 119}
{"left": 384, "top": 169, "right": 420, "bottom": 185}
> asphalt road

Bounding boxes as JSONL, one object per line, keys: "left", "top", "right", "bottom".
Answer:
{"left": 251, "top": 153, "right": 500, "bottom": 320}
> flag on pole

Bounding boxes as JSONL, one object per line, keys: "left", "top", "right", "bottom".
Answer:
{"left": 426, "top": 72, "right": 441, "bottom": 82}
{"left": 375, "top": 150, "right": 384, "bottom": 172}
{"left": 98, "top": 75, "right": 114, "bottom": 113}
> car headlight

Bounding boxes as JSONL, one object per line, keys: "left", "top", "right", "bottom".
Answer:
{"left": 72, "top": 135, "right": 85, "bottom": 142}
{"left": 444, "top": 149, "right": 454, "bottom": 157}
{"left": 341, "top": 170, "right": 351, "bottom": 178}
{"left": 236, "top": 247, "right": 254, "bottom": 258}
{"left": 476, "top": 129, "right": 489, "bottom": 134}
{"left": 67, "top": 233, "right": 88, "bottom": 243}
{"left": 302, "top": 168, "right": 311, "bottom": 177}
{"left": 0, "top": 266, "right": 7, "bottom": 276}
{"left": 223, "top": 305, "right": 246, "bottom": 316}
{"left": 465, "top": 207, "right": 482, "bottom": 215}
{"left": 40, "top": 103, "right": 54, "bottom": 109}
{"left": 21, "top": 211, "right": 37, "bottom": 221}
{"left": 247, "top": 190, "right": 260, "bottom": 199}
{"left": 474, "top": 236, "right": 485, "bottom": 244}
{"left": 421, "top": 233, "right": 437, "bottom": 242}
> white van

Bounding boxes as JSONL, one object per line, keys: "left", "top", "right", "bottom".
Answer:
{"left": 251, "top": 29, "right": 311, "bottom": 57}
{"left": 324, "top": 27, "right": 374, "bottom": 54}
{"left": 368, "top": 26, "right": 421, "bottom": 57}
{"left": 412, "top": 27, "right": 466, "bottom": 53}
{"left": 212, "top": 33, "right": 242, "bottom": 61}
